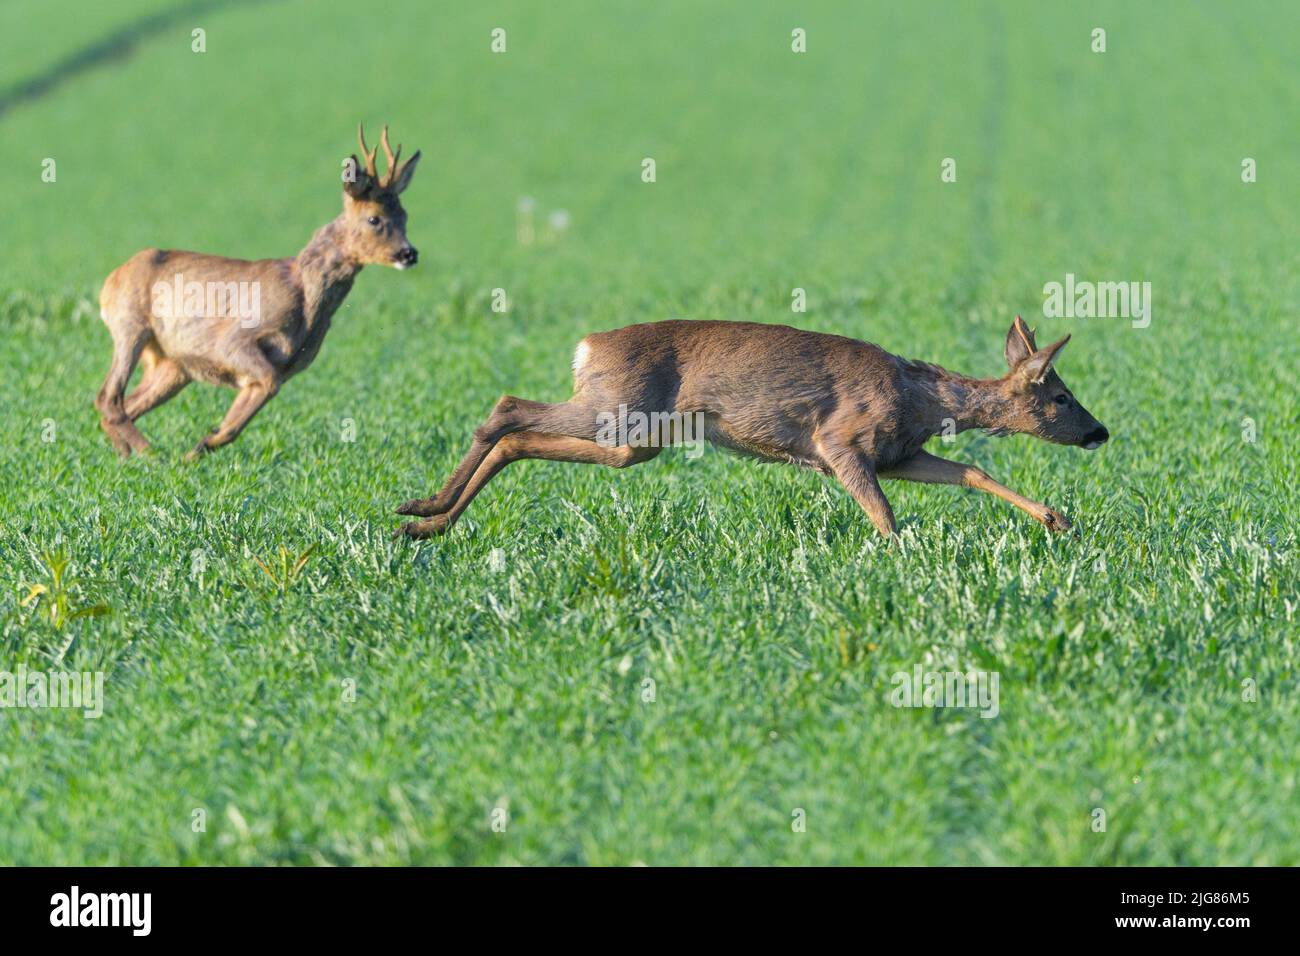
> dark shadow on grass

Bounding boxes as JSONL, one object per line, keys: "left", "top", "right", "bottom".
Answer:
{"left": 0, "top": 0, "right": 278, "bottom": 120}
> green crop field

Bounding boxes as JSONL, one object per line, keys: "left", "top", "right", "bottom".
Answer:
{"left": 0, "top": 0, "right": 1296, "bottom": 865}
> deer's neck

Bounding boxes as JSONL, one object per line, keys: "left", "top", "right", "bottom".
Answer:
{"left": 902, "top": 359, "right": 1010, "bottom": 436}
{"left": 295, "top": 218, "right": 361, "bottom": 331}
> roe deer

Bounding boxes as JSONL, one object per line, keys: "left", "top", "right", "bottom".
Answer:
{"left": 395, "top": 316, "right": 1108, "bottom": 539}
{"left": 96, "top": 124, "right": 421, "bottom": 459}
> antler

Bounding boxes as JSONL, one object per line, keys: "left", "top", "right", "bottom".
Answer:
{"left": 356, "top": 123, "right": 405, "bottom": 188}
{"left": 357, "top": 123, "right": 380, "bottom": 181}
{"left": 380, "top": 125, "right": 403, "bottom": 188}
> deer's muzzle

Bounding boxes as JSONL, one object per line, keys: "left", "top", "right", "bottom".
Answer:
{"left": 1081, "top": 426, "right": 1109, "bottom": 449}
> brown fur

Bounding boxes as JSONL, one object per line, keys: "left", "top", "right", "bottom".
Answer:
{"left": 396, "top": 315, "right": 1108, "bottom": 538}
{"left": 95, "top": 124, "right": 421, "bottom": 459}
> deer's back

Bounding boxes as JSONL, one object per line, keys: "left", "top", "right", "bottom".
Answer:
{"left": 574, "top": 320, "right": 910, "bottom": 460}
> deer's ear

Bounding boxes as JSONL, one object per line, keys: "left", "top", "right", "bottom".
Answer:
{"left": 388, "top": 150, "right": 421, "bottom": 195}
{"left": 1014, "top": 334, "right": 1071, "bottom": 386}
{"left": 1004, "top": 315, "right": 1038, "bottom": 369}
{"left": 342, "top": 155, "right": 377, "bottom": 199}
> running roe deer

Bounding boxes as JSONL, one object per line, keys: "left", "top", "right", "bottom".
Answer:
{"left": 394, "top": 316, "right": 1108, "bottom": 538}
{"left": 96, "top": 124, "right": 421, "bottom": 459}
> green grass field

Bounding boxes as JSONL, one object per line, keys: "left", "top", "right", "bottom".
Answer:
{"left": 1, "top": 0, "right": 1297, "bottom": 865}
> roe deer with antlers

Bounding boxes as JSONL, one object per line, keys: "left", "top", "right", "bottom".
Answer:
{"left": 395, "top": 315, "right": 1108, "bottom": 538}
{"left": 96, "top": 124, "right": 421, "bottom": 459}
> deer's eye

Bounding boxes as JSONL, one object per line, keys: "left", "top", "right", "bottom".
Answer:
{"left": 367, "top": 216, "right": 382, "bottom": 228}
{"left": 1053, "top": 394, "right": 1069, "bottom": 406}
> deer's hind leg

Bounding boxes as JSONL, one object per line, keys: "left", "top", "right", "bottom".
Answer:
{"left": 397, "top": 432, "right": 659, "bottom": 538}
{"left": 124, "top": 344, "right": 190, "bottom": 422}
{"left": 96, "top": 320, "right": 153, "bottom": 457}
{"left": 396, "top": 395, "right": 607, "bottom": 519}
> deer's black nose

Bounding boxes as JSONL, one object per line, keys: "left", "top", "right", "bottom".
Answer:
{"left": 394, "top": 246, "right": 418, "bottom": 267}
{"left": 1081, "top": 426, "right": 1109, "bottom": 449}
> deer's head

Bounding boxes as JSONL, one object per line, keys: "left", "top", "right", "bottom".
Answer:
{"left": 995, "top": 316, "right": 1109, "bottom": 449}
{"left": 341, "top": 124, "right": 421, "bottom": 269}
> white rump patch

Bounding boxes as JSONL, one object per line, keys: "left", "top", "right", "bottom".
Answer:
{"left": 572, "top": 339, "right": 591, "bottom": 375}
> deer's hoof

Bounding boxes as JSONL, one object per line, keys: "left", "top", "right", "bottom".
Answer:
{"left": 100, "top": 420, "right": 134, "bottom": 458}
{"left": 183, "top": 439, "right": 210, "bottom": 463}
{"left": 396, "top": 496, "right": 443, "bottom": 517}
{"left": 1040, "top": 507, "right": 1072, "bottom": 533}
{"left": 395, "top": 515, "right": 451, "bottom": 539}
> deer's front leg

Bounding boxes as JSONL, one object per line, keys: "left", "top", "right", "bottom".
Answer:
{"left": 880, "top": 450, "right": 1071, "bottom": 532}
{"left": 185, "top": 376, "right": 280, "bottom": 461}
{"left": 815, "top": 437, "right": 897, "bottom": 538}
